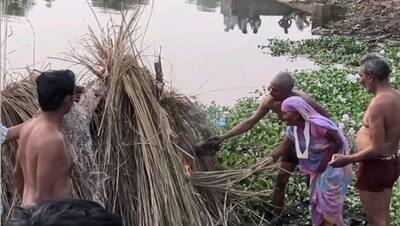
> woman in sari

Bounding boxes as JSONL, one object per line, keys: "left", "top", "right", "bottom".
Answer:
{"left": 280, "top": 96, "right": 352, "bottom": 226}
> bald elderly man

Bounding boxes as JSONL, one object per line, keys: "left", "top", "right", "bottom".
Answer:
{"left": 208, "top": 71, "right": 330, "bottom": 218}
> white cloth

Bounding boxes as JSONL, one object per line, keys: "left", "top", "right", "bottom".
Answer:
{"left": 0, "top": 124, "right": 7, "bottom": 217}
{"left": 293, "top": 120, "right": 310, "bottom": 159}
{"left": 0, "top": 124, "right": 8, "bottom": 144}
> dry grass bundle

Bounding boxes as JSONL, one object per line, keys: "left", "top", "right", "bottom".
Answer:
{"left": 73, "top": 11, "right": 220, "bottom": 226}
{"left": 0, "top": 75, "right": 39, "bottom": 219}
{"left": 1, "top": 75, "right": 39, "bottom": 125}
{"left": 192, "top": 156, "right": 275, "bottom": 190}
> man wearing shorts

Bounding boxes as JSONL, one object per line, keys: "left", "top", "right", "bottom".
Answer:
{"left": 332, "top": 54, "right": 400, "bottom": 226}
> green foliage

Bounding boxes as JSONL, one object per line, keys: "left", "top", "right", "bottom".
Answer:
{"left": 267, "top": 36, "right": 370, "bottom": 66}
{"left": 392, "top": 183, "right": 400, "bottom": 226}
{"left": 206, "top": 38, "right": 400, "bottom": 224}
{"left": 296, "top": 67, "right": 370, "bottom": 133}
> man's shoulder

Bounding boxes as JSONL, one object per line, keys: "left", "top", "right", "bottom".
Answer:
{"left": 293, "top": 90, "right": 313, "bottom": 100}
{"left": 370, "top": 93, "right": 397, "bottom": 108}
{"left": 294, "top": 90, "right": 320, "bottom": 106}
{"left": 31, "top": 126, "right": 64, "bottom": 150}
{"left": 260, "top": 96, "right": 275, "bottom": 107}
{"left": 367, "top": 95, "right": 396, "bottom": 118}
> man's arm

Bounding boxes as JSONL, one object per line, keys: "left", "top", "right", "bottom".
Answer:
{"left": 217, "top": 97, "right": 272, "bottom": 141}
{"left": 301, "top": 93, "right": 330, "bottom": 118}
{"left": 270, "top": 135, "right": 293, "bottom": 162}
{"left": 331, "top": 102, "right": 385, "bottom": 167}
{"left": 35, "top": 136, "right": 67, "bottom": 206}
{"left": 6, "top": 123, "right": 24, "bottom": 141}
{"left": 6, "top": 116, "right": 38, "bottom": 142}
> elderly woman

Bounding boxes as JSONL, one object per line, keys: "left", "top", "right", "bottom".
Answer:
{"left": 279, "top": 96, "right": 352, "bottom": 226}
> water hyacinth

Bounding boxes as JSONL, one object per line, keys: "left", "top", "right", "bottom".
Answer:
{"left": 337, "top": 95, "right": 346, "bottom": 103}
{"left": 348, "top": 127, "right": 355, "bottom": 135}
{"left": 346, "top": 74, "right": 358, "bottom": 83}
{"left": 342, "top": 114, "right": 351, "bottom": 122}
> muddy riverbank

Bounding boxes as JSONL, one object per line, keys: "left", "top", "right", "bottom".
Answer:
{"left": 313, "top": 0, "right": 400, "bottom": 41}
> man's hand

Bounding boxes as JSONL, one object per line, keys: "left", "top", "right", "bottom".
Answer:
{"left": 270, "top": 136, "right": 293, "bottom": 162}
{"left": 330, "top": 154, "right": 352, "bottom": 168}
{"left": 194, "top": 136, "right": 223, "bottom": 156}
{"left": 270, "top": 149, "right": 284, "bottom": 162}
{"left": 207, "top": 135, "right": 225, "bottom": 146}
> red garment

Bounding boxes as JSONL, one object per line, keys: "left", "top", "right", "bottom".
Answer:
{"left": 356, "top": 157, "right": 400, "bottom": 192}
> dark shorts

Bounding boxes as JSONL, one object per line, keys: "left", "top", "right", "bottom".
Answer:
{"left": 356, "top": 156, "right": 400, "bottom": 192}
{"left": 6, "top": 205, "right": 37, "bottom": 225}
{"left": 279, "top": 148, "right": 299, "bottom": 165}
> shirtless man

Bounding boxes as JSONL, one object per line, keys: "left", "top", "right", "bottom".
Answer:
{"left": 14, "top": 70, "right": 75, "bottom": 206}
{"left": 208, "top": 71, "right": 330, "bottom": 217}
{"left": 331, "top": 54, "right": 400, "bottom": 226}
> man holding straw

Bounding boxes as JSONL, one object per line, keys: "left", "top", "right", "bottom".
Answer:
{"left": 207, "top": 71, "right": 330, "bottom": 218}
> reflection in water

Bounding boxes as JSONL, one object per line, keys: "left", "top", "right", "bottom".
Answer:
{"left": 1, "top": 0, "right": 35, "bottom": 16}
{"left": 221, "top": 0, "right": 263, "bottom": 34}
{"left": 221, "top": 0, "right": 311, "bottom": 34}
{"left": 0, "top": 0, "right": 320, "bottom": 106}
{"left": 91, "top": 0, "right": 148, "bottom": 11}
{"left": 1, "top": 0, "right": 148, "bottom": 17}
{"left": 186, "top": 0, "right": 221, "bottom": 12}
{"left": 278, "top": 12, "right": 310, "bottom": 34}
{"left": 45, "top": 0, "right": 55, "bottom": 8}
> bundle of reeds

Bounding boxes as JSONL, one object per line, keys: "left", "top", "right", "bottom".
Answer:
{"left": 0, "top": 75, "right": 39, "bottom": 219}
{"left": 72, "top": 11, "right": 222, "bottom": 226}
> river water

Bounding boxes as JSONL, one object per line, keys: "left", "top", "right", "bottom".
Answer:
{"left": 1, "top": 0, "right": 327, "bottom": 105}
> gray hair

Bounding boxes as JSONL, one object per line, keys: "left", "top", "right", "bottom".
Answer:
{"left": 360, "top": 54, "right": 391, "bottom": 81}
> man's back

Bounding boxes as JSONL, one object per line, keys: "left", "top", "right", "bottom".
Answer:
{"left": 14, "top": 70, "right": 76, "bottom": 206}
{"left": 16, "top": 116, "right": 72, "bottom": 206}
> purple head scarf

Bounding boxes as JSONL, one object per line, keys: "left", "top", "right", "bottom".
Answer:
{"left": 281, "top": 96, "right": 337, "bottom": 131}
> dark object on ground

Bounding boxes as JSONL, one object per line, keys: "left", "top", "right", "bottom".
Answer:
{"left": 195, "top": 140, "right": 220, "bottom": 156}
